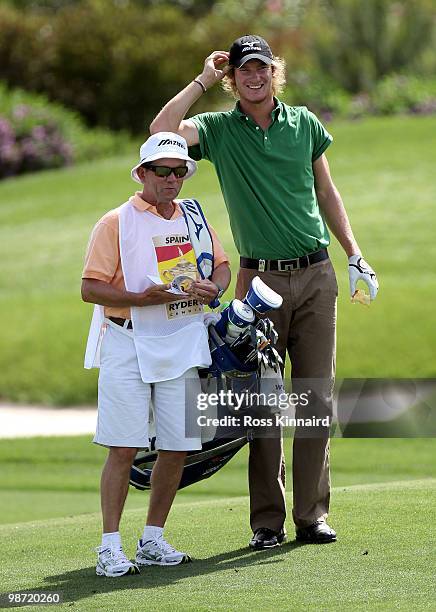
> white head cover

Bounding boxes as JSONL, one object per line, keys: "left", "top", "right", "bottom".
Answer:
{"left": 131, "top": 132, "right": 197, "bottom": 184}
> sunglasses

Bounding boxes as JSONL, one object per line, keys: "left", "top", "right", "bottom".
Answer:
{"left": 144, "top": 164, "right": 188, "bottom": 178}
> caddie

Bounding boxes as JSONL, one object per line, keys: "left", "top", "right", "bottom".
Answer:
{"left": 81, "top": 132, "right": 230, "bottom": 577}
{"left": 150, "top": 35, "right": 379, "bottom": 549}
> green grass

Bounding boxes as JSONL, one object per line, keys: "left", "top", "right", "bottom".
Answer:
{"left": 0, "top": 115, "right": 435, "bottom": 404}
{"left": 0, "top": 436, "right": 434, "bottom": 524}
{"left": 0, "top": 436, "right": 434, "bottom": 609}
{"left": 1, "top": 484, "right": 436, "bottom": 610}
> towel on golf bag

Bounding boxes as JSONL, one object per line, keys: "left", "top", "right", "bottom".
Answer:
{"left": 178, "top": 198, "right": 214, "bottom": 281}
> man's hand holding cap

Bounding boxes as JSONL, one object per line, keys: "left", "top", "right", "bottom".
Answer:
{"left": 197, "top": 51, "right": 230, "bottom": 90}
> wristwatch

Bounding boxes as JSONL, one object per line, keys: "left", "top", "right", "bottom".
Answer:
{"left": 215, "top": 283, "right": 225, "bottom": 299}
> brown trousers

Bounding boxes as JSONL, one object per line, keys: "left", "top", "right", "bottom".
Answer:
{"left": 235, "top": 258, "right": 337, "bottom": 530}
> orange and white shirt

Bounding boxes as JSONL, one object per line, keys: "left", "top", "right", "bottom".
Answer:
{"left": 82, "top": 192, "right": 229, "bottom": 320}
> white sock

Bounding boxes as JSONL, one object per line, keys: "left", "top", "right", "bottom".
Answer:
{"left": 102, "top": 531, "right": 122, "bottom": 550}
{"left": 142, "top": 525, "right": 163, "bottom": 541}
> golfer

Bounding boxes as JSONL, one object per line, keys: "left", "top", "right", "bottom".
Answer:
{"left": 82, "top": 132, "right": 230, "bottom": 576}
{"left": 150, "top": 35, "right": 378, "bottom": 549}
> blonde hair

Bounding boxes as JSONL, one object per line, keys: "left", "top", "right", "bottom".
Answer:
{"left": 222, "top": 56, "right": 287, "bottom": 99}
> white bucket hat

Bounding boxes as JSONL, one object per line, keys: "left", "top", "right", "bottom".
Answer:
{"left": 131, "top": 132, "right": 197, "bottom": 184}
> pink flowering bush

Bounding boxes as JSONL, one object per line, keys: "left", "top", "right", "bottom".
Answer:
{"left": 0, "top": 83, "right": 131, "bottom": 180}
{"left": 0, "top": 106, "right": 73, "bottom": 179}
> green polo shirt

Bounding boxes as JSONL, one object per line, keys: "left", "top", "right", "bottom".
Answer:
{"left": 189, "top": 99, "right": 333, "bottom": 259}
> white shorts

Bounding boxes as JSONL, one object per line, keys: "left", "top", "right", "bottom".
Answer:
{"left": 94, "top": 323, "right": 202, "bottom": 451}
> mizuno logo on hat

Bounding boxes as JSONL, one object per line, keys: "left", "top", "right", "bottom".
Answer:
{"left": 158, "top": 139, "right": 185, "bottom": 148}
{"left": 242, "top": 45, "right": 261, "bottom": 52}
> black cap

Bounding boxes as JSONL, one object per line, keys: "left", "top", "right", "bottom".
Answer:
{"left": 228, "top": 35, "right": 273, "bottom": 68}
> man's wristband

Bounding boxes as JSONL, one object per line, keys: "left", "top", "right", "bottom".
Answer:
{"left": 193, "top": 78, "right": 207, "bottom": 94}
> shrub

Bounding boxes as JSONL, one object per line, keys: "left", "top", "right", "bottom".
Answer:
{"left": 370, "top": 74, "right": 436, "bottom": 116}
{"left": 283, "top": 72, "right": 352, "bottom": 121}
{"left": 0, "top": 3, "right": 209, "bottom": 133}
{"left": 0, "top": 113, "right": 72, "bottom": 179}
{"left": 282, "top": 73, "right": 436, "bottom": 122}
{"left": 0, "top": 82, "right": 131, "bottom": 179}
{"left": 304, "top": 0, "right": 436, "bottom": 94}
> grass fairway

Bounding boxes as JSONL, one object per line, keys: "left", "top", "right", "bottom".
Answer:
{"left": 0, "top": 436, "right": 435, "bottom": 609}
{"left": 1, "top": 436, "right": 435, "bottom": 523}
{"left": 0, "top": 481, "right": 435, "bottom": 610}
{"left": 0, "top": 116, "right": 435, "bottom": 403}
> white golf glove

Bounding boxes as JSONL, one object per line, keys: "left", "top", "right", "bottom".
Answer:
{"left": 348, "top": 255, "right": 379, "bottom": 301}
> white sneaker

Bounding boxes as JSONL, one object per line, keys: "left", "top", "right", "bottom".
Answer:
{"left": 135, "top": 536, "right": 191, "bottom": 566}
{"left": 96, "top": 546, "right": 140, "bottom": 577}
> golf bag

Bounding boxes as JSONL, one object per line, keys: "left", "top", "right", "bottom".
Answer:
{"left": 130, "top": 434, "right": 250, "bottom": 491}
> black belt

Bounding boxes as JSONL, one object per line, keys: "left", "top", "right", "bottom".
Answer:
{"left": 109, "top": 317, "right": 133, "bottom": 329}
{"left": 240, "top": 248, "right": 328, "bottom": 272}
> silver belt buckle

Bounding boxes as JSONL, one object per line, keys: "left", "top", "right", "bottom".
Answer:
{"left": 278, "top": 258, "right": 299, "bottom": 272}
{"left": 258, "top": 259, "right": 266, "bottom": 272}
